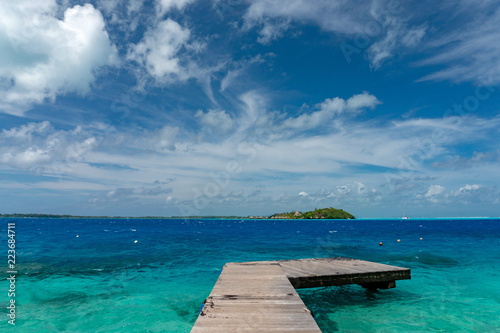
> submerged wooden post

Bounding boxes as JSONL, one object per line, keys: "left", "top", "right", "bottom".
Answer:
{"left": 192, "top": 257, "right": 410, "bottom": 332}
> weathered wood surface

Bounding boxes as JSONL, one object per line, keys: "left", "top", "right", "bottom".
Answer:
{"left": 279, "top": 257, "right": 411, "bottom": 289}
{"left": 191, "top": 258, "right": 411, "bottom": 332}
{"left": 191, "top": 261, "right": 321, "bottom": 332}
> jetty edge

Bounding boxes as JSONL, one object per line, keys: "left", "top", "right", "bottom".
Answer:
{"left": 191, "top": 257, "right": 411, "bottom": 332}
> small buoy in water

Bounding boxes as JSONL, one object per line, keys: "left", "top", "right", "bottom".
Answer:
{"left": 397, "top": 239, "right": 401, "bottom": 242}
{"left": 134, "top": 240, "right": 138, "bottom": 243}
{"left": 76, "top": 235, "right": 79, "bottom": 238}
{"left": 420, "top": 237, "right": 423, "bottom": 240}
{"left": 379, "top": 242, "right": 383, "bottom": 246}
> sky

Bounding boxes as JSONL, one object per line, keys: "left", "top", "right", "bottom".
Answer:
{"left": 1, "top": 0, "right": 499, "bottom": 218}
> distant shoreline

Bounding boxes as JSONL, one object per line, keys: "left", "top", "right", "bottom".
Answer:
{"left": 0, "top": 213, "right": 242, "bottom": 219}
{"left": 0, "top": 214, "right": 497, "bottom": 220}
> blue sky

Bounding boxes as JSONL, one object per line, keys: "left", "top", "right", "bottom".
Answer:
{"left": 1, "top": 0, "right": 499, "bottom": 218}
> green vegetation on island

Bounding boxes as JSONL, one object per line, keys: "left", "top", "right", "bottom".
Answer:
{"left": 0, "top": 208, "right": 355, "bottom": 220}
{"left": 269, "top": 207, "right": 355, "bottom": 219}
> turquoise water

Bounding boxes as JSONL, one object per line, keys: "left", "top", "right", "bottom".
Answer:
{"left": 1, "top": 218, "right": 499, "bottom": 332}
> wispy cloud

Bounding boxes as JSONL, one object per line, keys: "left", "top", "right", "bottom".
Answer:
{"left": 243, "top": 0, "right": 369, "bottom": 35}
{"left": 367, "top": 20, "right": 426, "bottom": 69}
{"left": 0, "top": 121, "right": 101, "bottom": 173}
{"left": 243, "top": 0, "right": 425, "bottom": 69}
{"left": 156, "top": 0, "right": 196, "bottom": 17}
{"left": 417, "top": 1, "right": 500, "bottom": 84}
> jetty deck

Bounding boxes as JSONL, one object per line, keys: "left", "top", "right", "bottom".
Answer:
{"left": 191, "top": 257, "right": 410, "bottom": 332}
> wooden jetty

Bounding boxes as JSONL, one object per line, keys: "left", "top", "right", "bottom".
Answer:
{"left": 191, "top": 257, "right": 410, "bottom": 332}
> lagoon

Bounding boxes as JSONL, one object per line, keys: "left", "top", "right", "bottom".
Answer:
{"left": 1, "top": 218, "right": 499, "bottom": 332}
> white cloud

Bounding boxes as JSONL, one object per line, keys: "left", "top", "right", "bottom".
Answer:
{"left": 1, "top": 110, "right": 497, "bottom": 217}
{"left": 1, "top": 86, "right": 499, "bottom": 216}
{"left": 454, "top": 184, "right": 480, "bottom": 196}
{"left": 156, "top": 0, "right": 195, "bottom": 17}
{"left": 127, "top": 0, "right": 143, "bottom": 15}
{"left": 127, "top": 18, "right": 191, "bottom": 83}
{"left": 425, "top": 184, "right": 445, "bottom": 197}
{"left": 236, "top": 90, "right": 270, "bottom": 134}
{"left": 368, "top": 20, "right": 426, "bottom": 69}
{"left": 220, "top": 54, "right": 268, "bottom": 92}
{"left": 0, "top": 1, "right": 118, "bottom": 116}
{"left": 354, "top": 181, "right": 366, "bottom": 194}
{"left": 345, "top": 91, "right": 381, "bottom": 110}
{"left": 257, "top": 19, "right": 290, "bottom": 45}
{"left": 424, "top": 184, "right": 446, "bottom": 203}
{"left": 96, "top": 0, "right": 120, "bottom": 15}
{"left": 220, "top": 69, "right": 242, "bottom": 92}
{"left": 126, "top": 15, "right": 213, "bottom": 90}
{"left": 196, "top": 109, "right": 235, "bottom": 134}
{"left": 1, "top": 121, "right": 52, "bottom": 141}
{"left": 243, "top": 0, "right": 425, "bottom": 68}
{"left": 336, "top": 185, "right": 351, "bottom": 195}
{"left": 418, "top": 2, "right": 500, "bottom": 84}
{"left": 243, "top": 0, "right": 369, "bottom": 35}
{"left": 281, "top": 92, "right": 380, "bottom": 130}
{"left": 0, "top": 121, "right": 100, "bottom": 172}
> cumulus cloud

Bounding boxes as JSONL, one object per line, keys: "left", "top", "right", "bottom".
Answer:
{"left": 127, "top": 18, "right": 191, "bottom": 83}
{"left": 281, "top": 92, "right": 380, "bottom": 130}
{"left": 126, "top": 14, "right": 212, "bottom": 90}
{"left": 454, "top": 184, "right": 480, "bottom": 196}
{"left": 0, "top": 1, "right": 118, "bottom": 116}
{"left": 423, "top": 184, "right": 446, "bottom": 203}
{"left": 448, "top": 184, "right": 499, "bottom": 206}
{"left": 426, "top": 184, "right": 445, "bottom": 197}
{"left": 336, "top": 185, "right": 351, "bottom": 195}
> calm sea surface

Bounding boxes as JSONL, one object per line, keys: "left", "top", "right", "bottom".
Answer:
{"left": 1, "top": 218, "right": 499, "bottom": 332}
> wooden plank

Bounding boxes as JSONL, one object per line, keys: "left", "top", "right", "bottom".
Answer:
{"left": 191, "top": 261, "right": 321, "bottom": 332}
{"left": 278, "top": 257, "right": 411, "bottom": 289}
{"left": 191, "top": 258, "right": 411, "bottom": 332}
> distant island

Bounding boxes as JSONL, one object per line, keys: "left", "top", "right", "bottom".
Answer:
{"left": 0, "top": 208, "right": 355, "bottom": 220}
{"left": 265, "top": 207, "right": 355, "bottom": 220}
